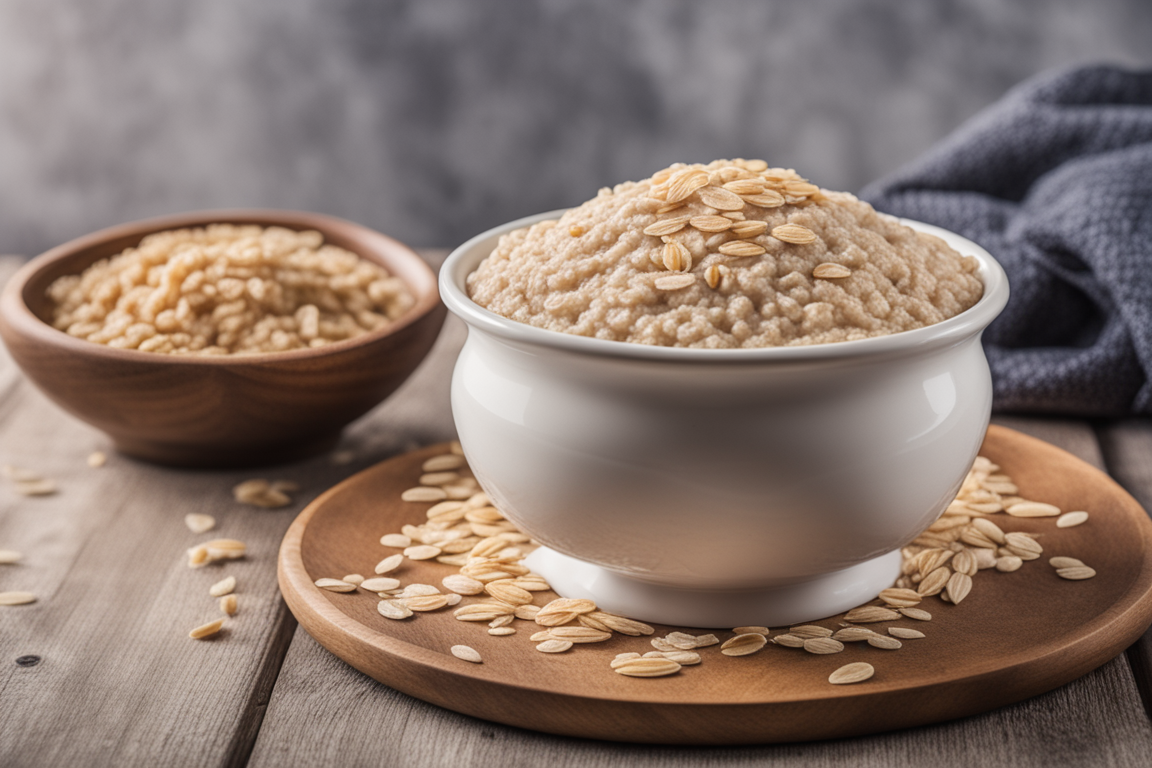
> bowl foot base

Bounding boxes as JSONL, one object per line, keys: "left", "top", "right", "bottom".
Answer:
{"left": 523, "top": 547, "right": 903, "bottom": 628}
{"left": 112, "top": 432, "right": 342, "bottom": 468}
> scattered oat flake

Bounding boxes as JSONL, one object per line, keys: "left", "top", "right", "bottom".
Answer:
{"left": 1057, "top": 566, "right": 1097, "bottom": 580}
{"left": 423, "top": 454, "right": 464, "bottom": 472}
{"left": 204, "top": 539, "right": 246, "bottom": 560}
{"left": 803, "top": 637, "right": 844, "bottom": 654}
{"left": 404, "top": 544, "right": 441, "bottom": 560}
{"left": 730, "top": 220, "right": 769, "bottom": 238}
{"left": 898, "top": 607, "right": 932, "bottom": 621}
{"left": 643, "top": 216, "right": 691, "bottom": 237}
{"left": 829, "top": 662, "right": 875, "bottom": 685}
{"left": 698, "top": 185, "right": 745, "bottom": 211}
{"left": 717, "top": 240, "right": 766, "bottom": 257}
{"left": 889, "top": 627, "right": 925, "bottom": 639}
{"left": 443, "top": 574, "right": 485, "bottom": 595}
{"left": 315, "top": 578, "right": 357, "bottom": 592}
{"left": 945, "top": 572, "right": 973, "bottom": 604}
{"left": 813, "top": 263, "right": 851, "bottom": 279}
{"left": 454, "top": 603, "right": 515, "bottom": 622}
{"left": 374, "top": 554, "right": 404, "bottom": 575}
{"left": 420, "top": 471, "right": 459, "bottom": 486}
{"left": 548, "top": 626, "right": 612, "bottom": 644}
{"left": 232, "top": 479, "right": 268, "bottom": 499}
{"left": 721, "top": 633, "right": 768, "bottom": 656}
{"left": 380, "top": 533, "right": 412, "bottom": 548}
{"left": 995, "top": 556, "right": 1023, "bottom": 573}
{"left": 665, "top": 631, "right": 700, "bottom": 649}
{"left": 1057, "top": 511, "right": 1089, "bottom": 528}
{"left": 742, "top": 191, "right": 786, "bottom": 208}
{"left": 536, "top": 639, "right": 573, "bottom": 653}
{"left": 1004, "top": 532, "right": 1043, "bottom": 559}
{"left": 398, "top": 584, "right": 440, "bottom": 598}
{"left": 772, "top": 634, "right": 805, "bottom": 648}
{"left": 209, "top": 576, "right": 236, "bottom": 597}
{"left": 451, "top": 645, "right": 483, "bottom": 663}
{"left": 732, "top": 626, "right": 770, "bottom": 636}
{"left": 14, "top": 479, "right": 56, "bottom": 496}
{"left": 833, "top": 627, "right": 877, "bottom": 642}
{"left": 401, "top": 487, "right": 448, "bottom": 503}
{"left": 361, "top": 577, "right": 401, "bottom": 592}
{"left": 772, "top": 224, "right": 817, "bottom": 244}
{"left": 184, "top": 513, "right": 216, "bottom": 534}
{"left": 664, "top": 169, "right": 710, "bottom": 203}
{"left": 878, "top": 588, "right": 921, "bottom": 607}
{"left": 1049, "top": 556, "right": 1085, "bottom": 569}
{"left": 1006, "top": 501, "right": 1061, "bottom": 518}
{"left": 378, "top": 600, "right": 413, "bottom": 620}
{"left": 867, "top": 635, "right": 902, "bottom": 650}
{"left": 844, "top": 606, "right": 900, "bottom": 623}
{"left": 189, "top": 618, "right": 225, "bottom": 639}
{"left": 614, "top": 657, "right": 682, "bottom": 678}
{"left": 917, "top": 567, "right": 951, "bottom": 597}
{"left": 0, "top": 591, "right": 36, "bottom": 606}
{"left": 87, "top": 451, "right": 107, "bottom": 468}
{"left": 690, "top": 214, "right": 733, "bottom": 233}
{"left": 187, "top": 545, "right": 210, "bottom": 568}
{"left": 654, "top": 274, "right": 695, "bottom": 291}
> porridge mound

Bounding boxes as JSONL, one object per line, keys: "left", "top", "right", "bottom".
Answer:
{"left": 467, "top": 159, "right": 984, "bottom": 348}
{"left": 47, "top": 224, "right": 415, "bottom": 355}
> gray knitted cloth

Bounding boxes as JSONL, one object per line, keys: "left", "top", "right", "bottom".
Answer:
{"left": 862, "top": 65, "right": 1152, "bottom": 416}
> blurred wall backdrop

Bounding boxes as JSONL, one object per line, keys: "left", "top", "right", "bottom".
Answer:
{"left": 1, "top": 0, "right": 1151, "bottom": 256}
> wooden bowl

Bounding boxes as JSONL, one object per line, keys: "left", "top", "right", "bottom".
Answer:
{"left": 0, "top": 209, "right": 446, "bottom": 467}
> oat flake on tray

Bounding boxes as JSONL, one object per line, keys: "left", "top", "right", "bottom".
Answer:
{"left": 467, "top": 159, "right": 983, "bottom": 348}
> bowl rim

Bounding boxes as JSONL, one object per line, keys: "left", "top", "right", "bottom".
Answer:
{"left": 440, "top": 209, "right": 1010, "bottom": 363}
{"left": 0, "top": 208, "right": 442, "bottom": 365}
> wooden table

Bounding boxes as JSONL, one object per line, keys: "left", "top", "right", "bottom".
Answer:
{"left": 2, "top": 253, "right": 1152, "bottom": 767}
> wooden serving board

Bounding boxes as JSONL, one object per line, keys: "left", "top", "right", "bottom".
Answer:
{"left": 277, "top": 425, "right": 1152, "bottom": 744}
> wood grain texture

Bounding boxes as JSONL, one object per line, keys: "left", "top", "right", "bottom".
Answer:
{"left": 1095, "top": 419, "right": 1152, "bottom": 720}
{"left": 262, "top": 421, "right": 1152, "bottom": 754}
{"left": 6, "top": 254, "right": 1152, "bottom": 765}
{"left": 0, "top": 213, "right": 446, "bottom": 467}
{"left": 0, "top": 254, "right": 457, "bottom": 768}
{"left": 251, "top": 634, "right": 1152, "bottom": 768}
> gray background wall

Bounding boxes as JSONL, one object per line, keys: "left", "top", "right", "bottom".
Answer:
{"left": 1, "top": 0, "right": 1150, "bottom": 256}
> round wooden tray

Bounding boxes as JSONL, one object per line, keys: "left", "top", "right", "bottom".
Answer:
{"left": 277, "top": 426, "right": 1152, "bottom": 744}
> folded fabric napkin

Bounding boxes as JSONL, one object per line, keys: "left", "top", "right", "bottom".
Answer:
{"left": 862, "top": 64, "right": 1152, "bottom": 416}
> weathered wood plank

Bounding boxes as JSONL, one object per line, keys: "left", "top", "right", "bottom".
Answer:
{"left": 251, "top": 416, "right": 1152, "bottom": 765}
{"left": 1095, "top": 419, "right": 1152, "bottom": 719}
{"left": 0, "top": 252, "right": 458, "bottom": 767}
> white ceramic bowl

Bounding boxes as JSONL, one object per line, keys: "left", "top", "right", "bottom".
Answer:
{"left": 441, "top": 212, "right": 1008, "bottom": 597}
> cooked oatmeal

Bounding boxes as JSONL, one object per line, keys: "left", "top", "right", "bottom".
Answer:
{"left": 467, "top": 159, "right": 983, "bottom": 348}
{"left": 48, "top": 224, "right": 415, "bottom": 355}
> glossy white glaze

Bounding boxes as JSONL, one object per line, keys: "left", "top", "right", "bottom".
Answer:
{"left": 442, "top": 211, "right": 1008, "bottom": 608}
{"left": 524, "top": 546, "right": 903, "bottom": 628}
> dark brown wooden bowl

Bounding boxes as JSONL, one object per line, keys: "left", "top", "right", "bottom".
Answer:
{"left": 0, "top": 209, "right": 446, "bottom": 468}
